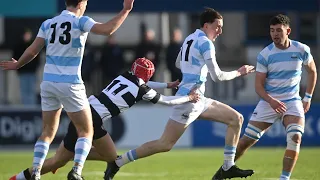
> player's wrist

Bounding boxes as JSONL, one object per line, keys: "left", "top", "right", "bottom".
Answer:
{"left": 302, "top": 93, "right": 312, "bottom": 102}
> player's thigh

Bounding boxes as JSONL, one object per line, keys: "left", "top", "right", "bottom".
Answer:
{"left": 40, "top": 81, "right": 63, "bottom": 112}
{"left": 198, "top": 99, "right": 242, "bottom": 124}
{"left": 92, "top": 134, "right": 117, "bottom": 162}
{"left": 283, "top": 101, "right": 305, "bottom": 128}
{"left": 159, "top": 119, "right": 187, "bottom": 146}
{"left": 61, "top": 84, "right": 93, "bottom": 133}
{"left": 91, "top": 107, "right": 116, "bottom": 161}
{"left": 41, "top": 109, "right": 62, "bottom": 139}
{"left": 170, "top": 98, "right": 210, "bottom": 126}
{"left": 63, "top": 122, "right": 79, "bottom": 152}
{"left": 250, "top": 101, "right": 281, "bottom": 124}
{"left": 60, "top": 83, "right": 90, "bottom": 113}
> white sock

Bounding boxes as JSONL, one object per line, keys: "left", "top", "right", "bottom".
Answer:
{"left": 16, "top": 171, "right": 27, "bottom": 180}
{"left": 222, "top": 145, "right": 236, "bottom": 171}
{"left": 115, "top": 149, "right": 138, "bottom": 167}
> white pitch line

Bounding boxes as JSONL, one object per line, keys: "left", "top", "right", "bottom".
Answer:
{"left": 53, "top": 171, "right": 168, "bottom": 177}
{"left": 261, "top": 178, "right": 304, "bottom": 180}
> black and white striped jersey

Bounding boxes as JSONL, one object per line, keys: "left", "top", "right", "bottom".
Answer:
{"left": 89, "top": 71, "right": 161, "bottom": 121}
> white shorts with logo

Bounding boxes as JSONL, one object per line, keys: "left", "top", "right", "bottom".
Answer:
{"left": 40, "top": 81, "right": 89, "bottom": 112}
{"left": 170, "top": 96, "right": 214, "bottom": 126}
{"left": 250, "top": 100, "right": 304, "bottom": 123}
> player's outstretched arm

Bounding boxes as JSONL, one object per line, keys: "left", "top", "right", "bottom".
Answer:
{"left": 90, "top": 0, "right": 134, "bottom": 36}
{"left": 142, "top": 86, "right": 200, "bottom": 105}
{"left": 0, "top": 37, "right": 45, "bottom": 70}
{"left": 205, "top": 57, "right": 255, "bottom": 82}
{"left": 156, "top": 90, "right": 200, "bottom": 105}
{"left": 147, "top": 80, "right": 180, "bottom": 89}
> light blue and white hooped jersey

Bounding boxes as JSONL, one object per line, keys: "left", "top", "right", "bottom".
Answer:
{"left": 256, "top": 40, "right": 313, "bottom": 102}
{"left": 176, "top": 29, "right": 215, "bottom": 96}
{"left": 37, "top": 10, "right": 96, "bottom": 84}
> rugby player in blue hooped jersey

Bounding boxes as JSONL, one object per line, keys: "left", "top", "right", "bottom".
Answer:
{"left": 213, "top": 14, "right": 317, "bottom": 180}
{"left": 0, "top": 0, "right": 134, "bottom": 179}
{"left": 105, "top": 8, "right": 256, "bottom": 180}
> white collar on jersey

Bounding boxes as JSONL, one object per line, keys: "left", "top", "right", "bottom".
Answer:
{"left": 61, "top": 10, "right": 76, "bottom": 17}
{"left": 195, "top": 29, "right": 206, "bottom": 37}
{"left": 138, "top": 78, "right": 145, "bottom": 85}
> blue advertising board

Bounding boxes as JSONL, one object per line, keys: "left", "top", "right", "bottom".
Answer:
{"left": 192, "top": 104, "right": 320, "bottom": 147}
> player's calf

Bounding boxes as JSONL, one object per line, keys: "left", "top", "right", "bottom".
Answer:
{"left": 281, "top": 123, "right": 304, "bottom": 180}
{"left": 235, "top": 123, "right": 264, "bottom": 160}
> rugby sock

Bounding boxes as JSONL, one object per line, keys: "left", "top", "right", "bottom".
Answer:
{"left": 32, "top": 140, "right": 49, "bottom": 175}
{"left": 73, "top": 137, "right": 91, "bottom": 175}
{"left": 280, "top": 170, "right": 291, "bottom": 180}
{"left": 222, "top": 145, "right": 236, "bottom": 171}
{"left": 115, "top": 149, "right": 138, "bottom": 167}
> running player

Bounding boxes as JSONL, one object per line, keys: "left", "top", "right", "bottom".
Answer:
{"left": 105, "top": 8, "right": 255, "bottom": 180}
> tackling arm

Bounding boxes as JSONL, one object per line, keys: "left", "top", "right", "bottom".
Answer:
{"left": 156, "top": 95, "right": 191, "bottom": 105}
{"left": 146, "top": 81, "right": 167, "bottom": 89}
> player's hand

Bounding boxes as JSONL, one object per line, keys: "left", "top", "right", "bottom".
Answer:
{"left": 0, "top": 58, "right": 19, "bottom": 70}
{"left": 302, "top": 101, "right": 311, "bottom": 113}
{"left": 237, "top": 65, "right": 255, "bottom": 76}
{"left": 123, "top": 0, "right": 134, "bottom": 11}
{"left": 167, "top": 79, "right": 180, "bottom": 89}
{"left": 269, "top": 98, "right": 287, "bottom": 114}
{"left": 188, "top": 89, "right": 200, "bottom": 103}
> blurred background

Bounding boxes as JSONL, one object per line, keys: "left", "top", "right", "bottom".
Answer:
{"left": 0, "top": 0, "right": 319, "bottom": 148}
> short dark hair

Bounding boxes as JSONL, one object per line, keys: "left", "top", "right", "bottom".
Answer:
{"left": 200, "top": 8, "right": 223, "bottom": 27}
{"left": 269, "top": 14, "right": 290, "bottom": 27}
{"left": 65, "top": 0, "right": 86, "bottom": 7}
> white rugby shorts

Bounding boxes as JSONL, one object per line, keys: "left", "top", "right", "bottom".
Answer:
{"left": 170, "top": 96, "right": 213, "bottom": 126}
{"left": 40, "top": 81, "right": 89, "bottom": 112}
{"left": 250, "top": 100, "right": 304, "bottom": 123}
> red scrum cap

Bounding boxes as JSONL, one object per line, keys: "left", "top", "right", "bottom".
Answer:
{"left": 131, "top": 57, "right": 155, "bottom": 82}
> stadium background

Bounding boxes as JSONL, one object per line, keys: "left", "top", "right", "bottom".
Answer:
{"left": 0, "top": 1, "right": 320, "bottom": 179}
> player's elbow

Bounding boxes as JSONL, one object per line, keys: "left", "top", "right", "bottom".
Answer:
{"left": 309, "top": 67, "right": 317, "bottom": 76}
{"left": 214, "top": 75, "right": 224, "bottom": 82}
{"left": 91, "top": 24, "right": 113, "bottom": 36}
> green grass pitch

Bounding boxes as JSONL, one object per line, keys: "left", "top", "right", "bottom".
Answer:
{"left": 1, "top": 148, "right": 319, "bottom": 180}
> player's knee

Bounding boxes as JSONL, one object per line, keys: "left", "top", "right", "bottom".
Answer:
{"left": 291, "top": 134, "right": 302, "bottom": 144}
{"left": 158, "top": 140, "right": 174, "bottom": 152}
{"left": 244, "top": 124, "right": 264, "bottom": 141}
{"left": 229, "top": 113, "right": 243, "bottom": 128}
{"left": 40, "top": 127, "right": 56, "bottom": 142}
{"left": 76, "top": 126, "right": 93, "bottom": 138}
{"left": 286, "top": 124, "right": 304, "bottom": 152}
